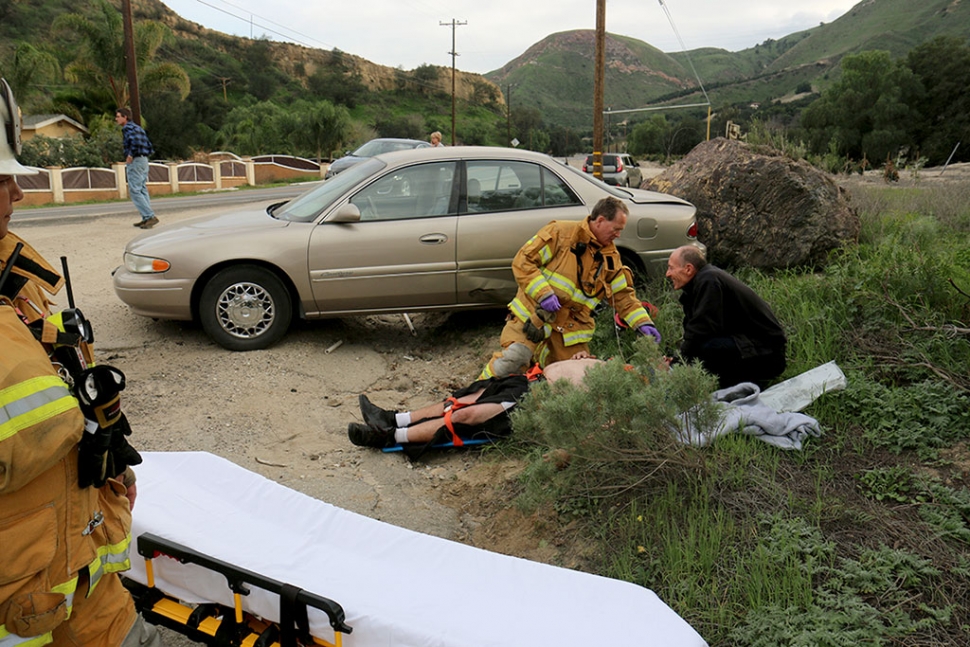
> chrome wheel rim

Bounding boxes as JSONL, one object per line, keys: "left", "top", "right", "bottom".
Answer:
{"left": 216, "top": 281, "right": 275, "bottom": 339}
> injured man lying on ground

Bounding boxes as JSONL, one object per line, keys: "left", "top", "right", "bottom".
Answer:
{"left": 348, "top": 353, "right": 603, "bottom": 455}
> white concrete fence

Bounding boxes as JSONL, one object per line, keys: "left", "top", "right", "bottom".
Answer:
{"left": 16, "top": 152, "right": 328, "bottom": 207}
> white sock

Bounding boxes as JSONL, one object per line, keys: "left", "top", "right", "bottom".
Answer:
{"left": 395, "top": 412, "right": 411, "bottom": 427}
{"left": 394, "top": 428, "right": 410, "bottom": 444}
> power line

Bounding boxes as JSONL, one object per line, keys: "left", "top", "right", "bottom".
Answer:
{"left": 193, "top": 0, "right": 330, "bottom": 50}
{"left": 656, "top": 0, "right": 710, "bottom": 105}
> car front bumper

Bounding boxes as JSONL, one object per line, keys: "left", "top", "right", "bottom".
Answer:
{"left": 112, "top": 266, "right": 195, "bottom": 320}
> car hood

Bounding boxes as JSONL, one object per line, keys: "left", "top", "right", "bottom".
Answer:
{"left": 126, "top": 207, "right": 289, "bottom": 253}
{"left": 328, "top": 155, "right": 364, "bottom": 174}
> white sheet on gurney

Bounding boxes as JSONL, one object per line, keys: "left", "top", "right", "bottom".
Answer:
{"left": 129, "top": 451, "right": 707, "bottom": 647}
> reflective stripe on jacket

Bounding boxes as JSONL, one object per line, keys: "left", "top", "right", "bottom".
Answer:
{"left": 507, "top": 219, "right": 652, "bottom": 346}
{"left": 0, "top": 305, "right": 133, "bottom": 645}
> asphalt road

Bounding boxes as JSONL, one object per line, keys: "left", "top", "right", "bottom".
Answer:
{"left": 17, "top": 181, "right": 321, "bottom": 223}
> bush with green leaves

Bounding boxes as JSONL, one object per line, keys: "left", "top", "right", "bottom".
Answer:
{"left": 501, "top": 179, "right": 970, "bottom": 644}
{"left": 730, "top": 517, "right": 953, "bottom": 645}
{"left": 511, "top": 338, "right": 717, "bottom": 516}
{"left": 20, "top": 132, "right": 119, "bottom": 168}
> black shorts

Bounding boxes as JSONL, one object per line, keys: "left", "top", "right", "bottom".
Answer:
{"left": 448, "top": 375, "right": 530, "bottom": 439}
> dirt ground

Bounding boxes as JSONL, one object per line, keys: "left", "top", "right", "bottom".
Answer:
{"left": 16, "top": 158, "right": 967, "bottom": 551}
{"left": 15, "top": 202, "right": 570, "bottom": 565}
{"left": 14, "top": 158, "right": 969, "bottom": 644}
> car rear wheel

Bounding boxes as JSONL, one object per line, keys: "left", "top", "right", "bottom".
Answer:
{"left": 619, "top": 249, "right": 647, "bottom": 279}
{"left": 199, "top": 265, "right": 292, "bottom": 351}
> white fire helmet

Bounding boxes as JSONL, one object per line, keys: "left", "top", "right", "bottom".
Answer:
{"left": 0, "top": 78, "right": 37, "bottom": 176}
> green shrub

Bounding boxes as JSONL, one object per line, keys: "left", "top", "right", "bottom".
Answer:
{"left": 511, "top": 340, "right": 715, "bottom": 515}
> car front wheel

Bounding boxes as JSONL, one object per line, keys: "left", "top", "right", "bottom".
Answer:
{"left": 199, "top": 265, "right": 292, "bottom": 351}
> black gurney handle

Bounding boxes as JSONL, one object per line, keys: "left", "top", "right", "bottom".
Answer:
{"left": 135, "top": 532, "right": 353, "bottom": 636}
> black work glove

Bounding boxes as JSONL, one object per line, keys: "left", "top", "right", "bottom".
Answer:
{"left": 74, "top": 365, "right": 141, "bottom": 488}
{"left": 107, "top": 412, "right": 143, "bottom": 477}
{"left": 523, "top": 307, "right": 555, "bottom": 344}
{"left": 523, "top": 318, "right": 546, "bottom": 344}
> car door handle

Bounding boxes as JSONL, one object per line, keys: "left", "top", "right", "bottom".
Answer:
{"left": 419, "top": 234, "right": 448, "bottom": 244}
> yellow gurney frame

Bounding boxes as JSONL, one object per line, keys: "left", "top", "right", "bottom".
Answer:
{"left": 123, "top": 532, "right": 353, "bottom": 647}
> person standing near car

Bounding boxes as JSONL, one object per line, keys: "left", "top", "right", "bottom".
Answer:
{"left": 115, "top": 107, "right": 158, "bottom": 229}
{"left": 429, "top": 131, "right": 444, "bottom": 147}
{"left": 479, "top": 196, "right": 661, "bottom": 379}
{"left": 1, "top": 79, "right": 164, "bottom": 647}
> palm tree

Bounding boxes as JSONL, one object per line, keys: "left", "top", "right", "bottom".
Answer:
{"left": 5, "top": 43, "right": 61, "bottom": 112}
{"left": 53, "top": 0, "right": 189, "bottom": 113}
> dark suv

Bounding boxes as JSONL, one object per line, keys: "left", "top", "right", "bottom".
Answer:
{"left": 582, "top": 153, "right": 642, "bottom": 187}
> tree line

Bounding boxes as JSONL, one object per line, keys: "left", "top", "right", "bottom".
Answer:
{"left": 625, "top": 36, "right": 970, "bottom": 170}
{"left": 4, "top": 0, "right": 968, "bottom": 171}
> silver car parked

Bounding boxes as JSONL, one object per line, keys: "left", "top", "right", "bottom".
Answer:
{"left": 582, "top": 153, "right": 643, "bottom": 187}
{"left": 113, "top": 147, "right": 702, "bottom": 351}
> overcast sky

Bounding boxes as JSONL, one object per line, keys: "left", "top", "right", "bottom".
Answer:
{"left": 160, "top": 0, "right": 860, "bottom": 75}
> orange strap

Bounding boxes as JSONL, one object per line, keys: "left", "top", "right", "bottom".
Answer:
{"left": 524, "top": 364, "right": 544, "bottom": 381}
{"left": 442, "top": 397, "right": 466, "bottom": 447}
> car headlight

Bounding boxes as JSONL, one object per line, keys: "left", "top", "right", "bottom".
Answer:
{"left": 124, "top": 252, "right": 171, "bottom": 273}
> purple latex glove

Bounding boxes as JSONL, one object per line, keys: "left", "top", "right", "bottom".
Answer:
{"left": 539, "top": 294, "right": 562, "bottom": 312}
{"left": 638, "top": 324, "right": 662, "bottom": 344}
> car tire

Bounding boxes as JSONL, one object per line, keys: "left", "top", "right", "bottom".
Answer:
{"left": 199, "top": 265, "right": 292, "bottom": 351}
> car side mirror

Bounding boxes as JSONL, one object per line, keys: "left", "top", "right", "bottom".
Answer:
{"left": 330, "top": 202, "right": 362, "bottom": 223}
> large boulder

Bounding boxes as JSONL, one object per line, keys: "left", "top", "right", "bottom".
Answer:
{"left": 645, "top": 138, "right": 860, "bottom": 269}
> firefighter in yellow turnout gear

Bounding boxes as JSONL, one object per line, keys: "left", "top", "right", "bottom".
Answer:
{"left": 480, "top": 196, "right": 661, "bottom": 379}
{"left": 0, "top": 79, "right": 161, "bottom": 647}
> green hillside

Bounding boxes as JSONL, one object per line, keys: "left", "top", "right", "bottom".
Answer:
{"left": 0, "top": 0, "right": 508, "bottom": 158}
{"left": 487, "top": 30, "right": 694, "bottom": 130}
{"left": 487, "top": 0, "right": 970, "bottom": 133}
{"left": 767, "top": 0, "right": 970, "bottom": 71}
{"left": 3, "top": 0, "right": 969, "bottom": 156}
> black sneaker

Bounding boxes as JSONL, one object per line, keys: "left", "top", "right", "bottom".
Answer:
{"left": 348, "top": 422, "right": 395, "bottom": 448}
{"left": 359, "top": 394, "right": 396, "bottom": 431}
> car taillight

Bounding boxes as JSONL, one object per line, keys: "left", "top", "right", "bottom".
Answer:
{"left": 582, "top": 163, "right": 588, "bottom": 172}
{"left": 687, "top": 222, "right": 698, "bottom": 239}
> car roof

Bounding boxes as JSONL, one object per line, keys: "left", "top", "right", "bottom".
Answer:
{"left": 375, "top": 145, "right": 573, "bottom": 166}
{"left": 369, "top": 137, "right": 430, "bottom": 145}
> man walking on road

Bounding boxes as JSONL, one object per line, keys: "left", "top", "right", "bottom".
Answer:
{"left": 115, "top": 107, "right": 158, "bottom": 229}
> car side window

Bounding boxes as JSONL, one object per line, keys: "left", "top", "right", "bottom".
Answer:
{"left": 464, "top": 161, "right": 579, "bottom": 213}
{"left": 541, "top": 168, "right": 581, "bottom": 206}
{"left": 350, "top": 162, "right": 456, "bottom": 221}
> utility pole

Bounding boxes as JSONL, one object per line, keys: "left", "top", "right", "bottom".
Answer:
{"left": 505, "top": 83, "right": 516, "bottom": 146}
{"left": 121, "top": 0, "right": 141, "bottom": 123}
{"left": 217, "top": 77, "right": 231, "bottom": 102}
{"left": 592, "top": 0, "right": 606, "bottom": 179}
{"left": 440, "top": 19, "right": 467, "bottom": 146}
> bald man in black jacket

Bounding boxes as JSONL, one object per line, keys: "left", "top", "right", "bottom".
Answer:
{"left": 666, "top": 246, "right": 787, "bottom": 389}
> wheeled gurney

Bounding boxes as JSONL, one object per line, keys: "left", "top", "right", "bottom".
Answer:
{"left": 125, "top": 452, "right": 708, "bottom": 646}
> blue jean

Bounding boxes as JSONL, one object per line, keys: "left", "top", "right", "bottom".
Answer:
{"left": 126, "top": 156, "right": 155, "bottom": 220}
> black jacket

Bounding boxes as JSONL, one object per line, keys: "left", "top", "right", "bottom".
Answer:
{"left": 679, "top": 264, "right": 786, "bottom": 360}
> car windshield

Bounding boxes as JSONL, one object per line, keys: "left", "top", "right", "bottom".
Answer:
{"left": 273, "top": 158, "right": 386, "bottom": 222}
{"left": 561, "top": 163, "right": 629, "bottom": 197}
{"left": 352, "top": 140, "right": 424, "bottom": 157}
